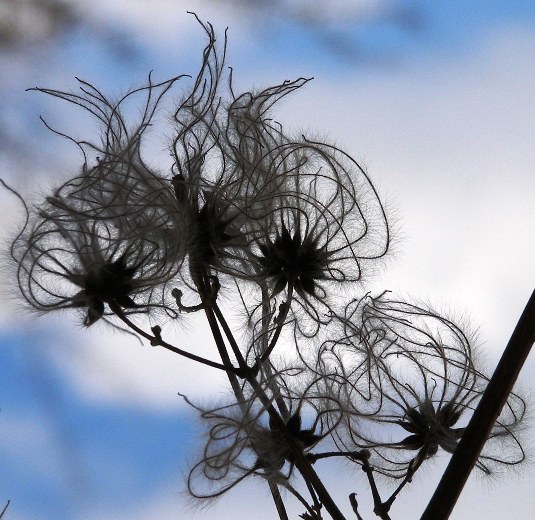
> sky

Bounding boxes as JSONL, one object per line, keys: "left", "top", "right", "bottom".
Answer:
{"left": 1, "top": 1, "right": 535, "bottom": 519}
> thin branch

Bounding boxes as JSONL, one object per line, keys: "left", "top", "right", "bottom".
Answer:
{"left": 383, "top": 458, "right": 421, "bottom": 511}
{"left": 360, "top": 460, "right": 392, "bottom": 520}
{"left": 0, "top": 501, "right": 10, "bottom": 519}
{"left": 212, "top": 301, "right": 251, "bottom": 372}
{"left": 242, "top": 368, "right": 347, "bottom": 520}
{"left": 257, "top": 286, "right": 294, "bottom": 365}
{"left": 349, "top": 494, "right": 366, "bottom": 520}
{"left": 269, "top": 480, "right": 290, "bottom": 520}
{"left": 109, "top": 303, "right": 237, "bottom": 373}
{"left": 193, "top": 273, "right": 291, "bottom": 520}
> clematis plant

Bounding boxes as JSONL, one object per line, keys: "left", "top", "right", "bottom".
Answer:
{"left": 3, "top": 13, "right": 533, "bottom": 520}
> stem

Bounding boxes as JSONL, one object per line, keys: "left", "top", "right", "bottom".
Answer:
{"left": 109, "top": 303, "right": 235, "bottom": 373}
{"left": 421, "top": 289, "right": 535, "bottom": 520}
{"left": 193, "top": 273, "right": 290, "bottom": 519}
{"left": 205, "top": 310, "right": 290, "bottom": 520}
{"left": 360, "top": 460, "right": 391, "bottom": 520}
{"left": 190, "top": 272, "right": 343, "bottom": 518}
{"left": 256, "top": 285, "right": 294, "bottom": 366}
{"left": 212, "top": 302, "right": 249, "bottom": 370}
{"left": 242, "top": 368, "right": 346, "bottom": 520}
{"left": 291, "top": 450, "right": 347, "bottom": 520}
{"left": 383, "top": 458, "right": 421, "bottom": 511}
{"left": 260, "top": 286, "right": 290, "bottom": 419}
{"left": 349, "top": 494, "right": 365, "bottom": 520}
{"left": 286, "top": 480, "right": 322, "bottom": 518}
{"left": 309, "top": 450, "right": 367, "bottom": 463}
{"left": 0, "top": 501, "right": 9, "bottom": 519}
{"left": 269, "top": 480, "right": 290, "bottom": 520}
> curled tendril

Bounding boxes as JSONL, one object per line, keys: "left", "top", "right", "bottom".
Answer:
{"left": 184, "top": 364, "right": 342, "bottom": 502}
{"left": 10, "top": 198, "right": 184, "bottom": 325}
{"left": 3, "top": 14, "right": 527, "bottom": 514}
{"left": 317, "top": 293, "right": 526, "bottom": 478}
{"left": 11, "top": 73, "right": 190, "bottom": 325}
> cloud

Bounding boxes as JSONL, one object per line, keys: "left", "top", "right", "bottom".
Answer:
{"left": 2, "top": 10, "right": 535, "bottom": 519}
{"left": 37, "top": 315, "right": 233, "bottom": 411}
{"left": 68, "top": 0, "right": 396, "bottom": 37}
{"left": 270, "top": 22, "right": 535, "bottom": 355}
{"left": 3, "top": 15, "right": 533, "bottom": 416}
{"left": 82, "top": 478, "right": 282, "bottom": 520}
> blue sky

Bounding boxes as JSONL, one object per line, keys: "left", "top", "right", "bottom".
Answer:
{"left": 1, "top": 2, "right": 535, "bottom": 519}
{"left": 1, "top": 331, "right": 198, "bottom": 519}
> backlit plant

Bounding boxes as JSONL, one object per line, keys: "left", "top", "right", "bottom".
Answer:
{"left": 3, "top": 14, "right": 530, "bottom": 520}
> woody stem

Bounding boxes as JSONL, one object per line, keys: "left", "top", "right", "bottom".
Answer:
{"left": 421, "top": 289, "right": 535, "bottom": 520}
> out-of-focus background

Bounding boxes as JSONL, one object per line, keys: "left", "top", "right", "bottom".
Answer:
{"left": 1, "top": 1, "right": 534, "bottom": 519}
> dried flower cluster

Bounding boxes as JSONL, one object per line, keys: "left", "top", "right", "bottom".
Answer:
{"left": 317, "top": 294, "right": 526, "bottom": 478}
{"left": 3, "top": 14, "right": 528, "bottom": 520}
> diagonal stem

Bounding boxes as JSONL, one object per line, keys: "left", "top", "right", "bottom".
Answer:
{"left": 0, "top": 501, "right": 10, "bottom": 519}
{"left": 258, "top": 285, "right": 293, "bottom": 364}
{"left": 194, "top": 273, "right": 289, "bottom": 520}
{"left": 269, "top": 480, "right": 290, "bottom": 520}
{"left": 109, "top": 303, "right": 235, "bottom": 373}
{"left": 421, "top": 289, "right": 535, "bottom": 520}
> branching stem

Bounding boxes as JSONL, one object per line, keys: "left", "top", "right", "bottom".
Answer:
{"left": 109, "top": 303, "right": 236, "bottom": 373}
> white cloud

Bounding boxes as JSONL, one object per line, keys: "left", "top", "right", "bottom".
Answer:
{"left": 83, "top": 478, "right": 283, "bottom": 520}
{"left": 2, "top": 12, "right": 535, "bottom": 519}
{"left": 37, "top": 314, "right": 233, "bottom": 411}
{"left": 77, "top": 444, "right": 535, "bottom": 520}
{"left": 271, "top": 22, "right": 535, "bottom": 357}
{"left": 3, "top": 12, "right": 534, "bottom": 420}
